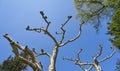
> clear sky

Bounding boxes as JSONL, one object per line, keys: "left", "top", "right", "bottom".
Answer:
{"left": 0, "top": 0, "right": 120, "bottom": 71}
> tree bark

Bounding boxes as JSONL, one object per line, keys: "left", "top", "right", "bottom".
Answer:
{"left": 48, "top": 46, "right": 59, "bottom": 71}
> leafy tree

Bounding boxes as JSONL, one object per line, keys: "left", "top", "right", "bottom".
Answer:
{"left": 74, "top": 0, "right": 120, "bottom": 31}
{"left": 0, "top": 52, "right": 27, "bottom": 71}
{"left": 74, "top": 0, "right": 120, "bottom": 48}
{"left": 108, "top": 9, "right": 120, "bottom": 49}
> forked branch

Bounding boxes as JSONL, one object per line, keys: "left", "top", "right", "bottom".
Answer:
{"left": 60, "top": 21, "right": 85, "bottom": 47}
{"left": 58, "top": 16, "right": 72, "bottom": 44}
{"left": 63, "top": 45, "right": 115, "bottom": 71}
{"left": 4, "top": 34, "right": 43, "bottom": 71}
{"left": 5, "top": 11, "right": 85, "bottom": 71}
{"left": 35, "top": 49, "right": 51, "bottom": 58}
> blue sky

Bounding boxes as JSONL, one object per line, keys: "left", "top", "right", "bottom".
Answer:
{"left": 0, "top": 0, "right": 120, "bottom": 71}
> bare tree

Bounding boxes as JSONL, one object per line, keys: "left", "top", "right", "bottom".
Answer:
{"left": 63, "top": 45, "right": 115, "bottom": 71}
{"left": 4, "top": 11, "right": 85, "bottom": 71}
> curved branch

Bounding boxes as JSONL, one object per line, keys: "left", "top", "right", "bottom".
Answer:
{"left": 36, "top": 49, "right": 51, "bottom": 58}
{"left": 58, "top": 16, "right": 72, "bottom": 44}
{"left": 99, "top": 47, "right": 115, "bottom": 63}
{"left": 60, "top": 21, "right": 85, "bottom": 47}
{"left": 4, "top": 34, "right": 43, "bottom": 71}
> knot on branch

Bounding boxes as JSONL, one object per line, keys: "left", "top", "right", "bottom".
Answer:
{"left": 40, "top": 11, "right": 44, "bottom": 16}
{"left": 68, "top": 16, "right": 72, "bottom": 19}
{"left": 26, "top": 26, "right": 30, "bottom": 30}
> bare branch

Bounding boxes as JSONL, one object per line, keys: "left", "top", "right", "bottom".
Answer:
{"left": 88, "top": 65, "right": 94, "bottom": 71}
{"left": 26, "top": 26, "right": 58, "bottom": 45}
{"left": 3, "top": 34, "right": 13, "bottom": 42}
{"left": 59, "top": 16, "right": 72, "bottom": 44}
{"left": 62, "top": 57, "right": 75, "bottom": 62}
{"left": 26, "top": 26, "right": 41, "bottom": 33}
{"left": 77, "top": 48, "right": 83, "bottom": 60}
{"left": 26, "top": 11, "right": 59, "bottom": 46}
{"left": 40, "top": 11, "right": 51, "bottom": 31}
{"left": 4, "top": 34, "right": 24, "bottom": 51}
{"left": 60, "top": 21, "right": 85, "bottom": 47}
{"left": 99, "top": 47, "right": 115, "bottom": 63}
{"left": 4, "top": 34, "right": 43, "bottom": 71}
{"left": 18, "top": 55, "right": 36, "bottom": 69}
{"left": 93, "top": 44, "right": 103, "bottom": 60}
{"left": 74, "top": 59, "right": 93, "bottom": 71}
{"left": 36, "top": 49, "right": 51, "bottom": 58}
{"left": 63, "top": 48, "right": 93, "bottom": 71}
{"left": 63, "top": 45, "right": 115, "bottom": 71}
{"left": 42, "top": 29, "right": 58, "bottom": 45}
{"left": 75, "top": 61, "right": 93, "bottom": 66}
{"left": 24, "top": 46, "right": 36, "bottom": 62}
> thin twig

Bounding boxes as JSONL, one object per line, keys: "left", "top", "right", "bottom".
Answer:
{"left": 59, "top": 16, "right": 72, "bottom": 44}
{"left": 63, "top": 45, "right": 115, "bottom": 71}
{"left": 26, "top": 11, "right": 58, "bottom": 45}
{"left": 60, "top": 21, "right": 85, "bottom": 47}
{"left": 99, "top": 47, "right": 115, "bottom": 63}
{"left": 40, "top": 11, "right": 51, "bottom": 31}
{"left": 77, "top": 48, "right": 83, "bottom": 60}
{"left": 36, "top": 49, "right": 51, "bottom": 58}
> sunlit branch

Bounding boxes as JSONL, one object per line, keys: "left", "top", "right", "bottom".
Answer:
{"left": 63, "top": 48, "right": 93, "bottom": 71}
{"left": 24, "top": 46, "right": 36, "bottom": 62}
{"left": 88, "top": 65, "right": 94, "bottom": 71}
{"left": 60, "top": 21, "right": 85, "bottom": 47}
{"left": 40, "top": 11, "right": 51, "bottom": 31}
{"left": 77, "top": 48, "right": 83, "bottom": 60}
{"left": 62, "top": 57, "right": 75, "bottom": 62}
{"left": 93, "top": 45, "right": 103, "bottom": 59}
{"left": 25, "top": 10, "right": 85, "bottom": 71}
{"left": 4, "top": 34, "right": 43, "bottom": 71}
{"left": 26, "top": 11, "right": 58, "bottom": 46}
{"left": 26, "top": 26, "right": 41, "bottom": 33}
{"left": 4, "top": 34, "right": 24, "bottom": 51}
{"left": 99, "top": 47, "right": 115, "bottom": 63}
{"left": 58, "top": 16, "right": 72, "bottom": 44}
{"left": 18, "top": 55, "right": 35, "bottom": 69}
{"left": 35, "top": 49, "right": 51, "bottom": 58}
{"left": 63, "top": 45, "right": 115, "bottom": 71}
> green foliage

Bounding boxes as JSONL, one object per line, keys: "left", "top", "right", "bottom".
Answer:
{"left": 74, "top": 0, "right": 107, "bottom": 29}
{"left": 0, "top": 52, "right": 28, "bottom": 71}
{"left": 108, "top": 9, "right": 120, "bottom": 49}
{"left": 74, "top": 0, "right": 120, "bottom": 31}
{"left": 74, "top": 0, "right": 120, "bottom": 49}
{"left": 105, "top": 0, "right": 120, "bottom": 10}
{"left": 74, "top": 0, "right": 102, "bottom": 20}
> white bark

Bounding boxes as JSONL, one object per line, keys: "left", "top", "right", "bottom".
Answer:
{"left": 48, "top": 46, "right": 59, "bottom": 71}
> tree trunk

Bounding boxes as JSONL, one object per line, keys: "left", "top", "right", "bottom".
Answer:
{"left": 48, "top": 46, "right": 59, "bottom": 71}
